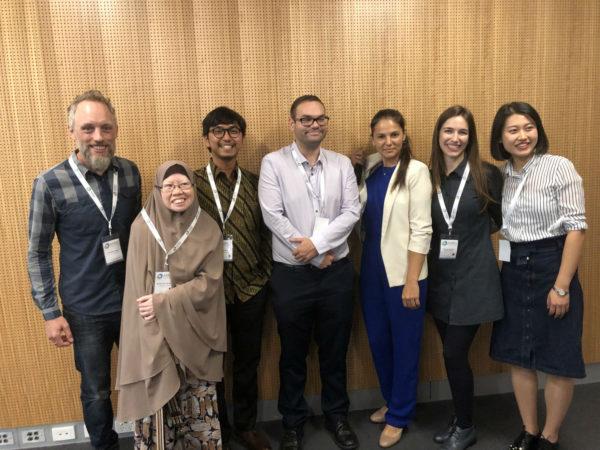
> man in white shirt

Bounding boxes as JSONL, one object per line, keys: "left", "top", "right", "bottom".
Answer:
{"left": 258, "top": 95, "right": 360, "bottom": 450}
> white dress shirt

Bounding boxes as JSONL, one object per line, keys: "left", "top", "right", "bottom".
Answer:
{"left": 258, "top": 142, "right": 360, "bottom": 267}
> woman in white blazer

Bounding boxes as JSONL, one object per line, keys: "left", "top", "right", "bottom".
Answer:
{"left": 357, "top": 109, "right": 432, "bottom": 448}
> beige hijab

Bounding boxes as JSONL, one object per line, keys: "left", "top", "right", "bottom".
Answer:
{"left": 116, "top": 160, "right": 226, "bottom": 422}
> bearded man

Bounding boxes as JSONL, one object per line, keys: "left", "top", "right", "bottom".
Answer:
{"left": 27, "top": 90, "right": 141, "bottom": 450}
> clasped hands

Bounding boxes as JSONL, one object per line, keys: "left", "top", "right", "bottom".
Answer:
{"left": 289, "top": 237, "right": 334, "bottom": 269}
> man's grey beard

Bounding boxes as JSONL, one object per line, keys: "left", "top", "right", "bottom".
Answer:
{"left": 79, "top": 143, "right": 115, "bottom": 174}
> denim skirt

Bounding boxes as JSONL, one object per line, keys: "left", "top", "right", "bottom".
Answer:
{"left": 490, "top": 236, "right": 585, "bottom": 378}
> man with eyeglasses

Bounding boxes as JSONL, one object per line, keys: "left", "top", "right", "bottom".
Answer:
{"left": 27, "top": 90, "right": 141, "bottom": 450}
{"left": 258, "top": 95, "right": 360, "bottom": 450}
{"left": 194, "top": 106, "right": 272, "bottom": 450}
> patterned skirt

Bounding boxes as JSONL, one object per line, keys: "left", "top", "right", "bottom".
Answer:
{"left": 134, "top": 367, "right": 222, "bottom": 450}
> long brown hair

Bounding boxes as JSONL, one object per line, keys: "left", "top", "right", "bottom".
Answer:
{"left": 430, "top": 106, "right": 493, "bottom": 211}
{"left": 370, "top": 109, "right": 412, "bottom": 190}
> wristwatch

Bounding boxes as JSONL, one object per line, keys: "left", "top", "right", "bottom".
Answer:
{"left": 552, "top": 286, "right": 569, "bottom": 297}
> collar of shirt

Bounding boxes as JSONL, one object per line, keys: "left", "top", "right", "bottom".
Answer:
{"left": 209, "top": 158, "right": 239, "bottom": 182}
{"left": 291, "top": 141, "right": 326, "bottom": 169}
{"left": 71, "top": 149, "right": 118, "bottom": 178}
{"left": 445, "top": 156, "right": 469, "bottom": 179}
{"left": 505, "top": 153, "right": 540, "bottom": 178}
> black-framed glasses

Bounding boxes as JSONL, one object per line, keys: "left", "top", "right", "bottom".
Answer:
{"left": 157, "top": 182, "right": 193, "bottom": 193}
{"left": 295, "top": 115, "right": 329, "bottom": 127}
{"left": 210, "top": 126, "right": 242, "bottom": 139}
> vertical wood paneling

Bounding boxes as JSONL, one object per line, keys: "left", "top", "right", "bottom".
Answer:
{"left": 0, "top": 0, "right": 598, "bottom": 427}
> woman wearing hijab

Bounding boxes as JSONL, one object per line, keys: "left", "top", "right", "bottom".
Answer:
{"left": 116, "top": 161, "right": 226, "bottom": 450}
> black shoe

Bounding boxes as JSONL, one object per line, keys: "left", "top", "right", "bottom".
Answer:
{"left": 509, "top": 428, "right": 539, "bottom": 450}
{"left": 279, "top": 429, "right": 302, "bottom": 450}
{"left": 537, "top": 437, "right": 559, "bottom": 450}
{"left": 440, "top": 425, "right": 476, "bottom": 450}
{"left": 325, "top": 419, "right": 359, "bottom": 450}
{"left": 433, "top": 416, "right": 457, "bottom": 443}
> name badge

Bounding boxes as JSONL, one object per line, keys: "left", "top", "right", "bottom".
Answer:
{"left": 154, "top": 271, "right": 172, "bottom": 293}
{"left": 313, "top": 216, "right": 329, "bottom": 237}
{"left": 439, "top": 235, "right": 458, "bottom": 260}
{"left": 499, "top": 239, "right": 511, "bottom": 262}
{"left": 223, "top": 236, "right": 234, "bottom": 262}
{"left": 101, "top": 234, "right": 124, "bottom": 265}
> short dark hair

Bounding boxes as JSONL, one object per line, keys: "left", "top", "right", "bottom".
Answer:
{"left": 490, "top": 102, "right": 549, "bottom": 161}
{"left": 202, "top": 106, "right": 247, "bottom": 137}
{"left": 290, "top": 95, "right": 324, "bottom": 118}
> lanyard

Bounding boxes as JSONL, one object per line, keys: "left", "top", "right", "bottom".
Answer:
{"left": 436, "top": 162, "right": 470, "bottom": 233}
{"left": 502, "top": 156, "right": 540, "bottom": 231}
{"left": 68, "top": 153, "right": 118, "bottom": 234}
{"left": 205, "top": 164, "right": 242, "bottom": 227}
{"left": 291, "top": 146, "right": 325, "bottom": 215}
{"left": 141, "top": 206, "right": 201, "bottom": 267}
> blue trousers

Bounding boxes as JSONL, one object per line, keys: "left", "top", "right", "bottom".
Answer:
{"left": 360, "top": 248, "right": 427, "bottom": 428}
{"left": 64, "top": 310, "right": 120, "bottom": 450}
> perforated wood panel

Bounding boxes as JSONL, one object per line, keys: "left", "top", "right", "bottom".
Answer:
{"left": 1, "top": 0, "right": 598, "bottom": 427}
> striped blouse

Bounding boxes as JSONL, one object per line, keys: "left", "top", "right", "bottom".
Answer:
{"left": 501, "top": 154, "right": 587, "bottom": 242}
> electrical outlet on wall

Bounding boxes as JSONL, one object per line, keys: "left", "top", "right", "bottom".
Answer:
{"left": 0, "top": 431, "right": 15, "bottom": 446}
{"left": 51, "top": 425, "right": 75, "bottom": 442}
{"left": 21, "top": 429, "right": 45, "bottom": 444}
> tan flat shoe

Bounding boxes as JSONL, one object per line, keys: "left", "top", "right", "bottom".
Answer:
{"left": 369, "top": 405, "right": 388, "bottom": 424}
{"left": 379, "top": 424, "right": 404, "bottom": 448}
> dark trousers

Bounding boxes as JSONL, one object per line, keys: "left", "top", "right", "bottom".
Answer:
{"left": 217, "top": 287, "right": 268, "bottom": 439}
{"left": 64, "top": 310, "right": 120, "bottom": 450}
{"left": 434, "top": 318, "right": 480, "bottom": 428}
{"left": 270, "top": 258, "right": 355, "bottom": 430}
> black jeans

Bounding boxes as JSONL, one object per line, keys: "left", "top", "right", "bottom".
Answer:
{"left": 270, "top": 258, "right": 354, "bottom": 430}
{"left": 217, "top": 286, "right": 269, "bottom": 438}
{"left": 434, "top": 318, "right": 480, "bottom": 429}
{"left": 64, "top": 310, "right": 120, "bottom": 450}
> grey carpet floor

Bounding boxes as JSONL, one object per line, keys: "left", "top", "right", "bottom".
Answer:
{"left": 44, "top": 382, "right": 599, "bottom": 449}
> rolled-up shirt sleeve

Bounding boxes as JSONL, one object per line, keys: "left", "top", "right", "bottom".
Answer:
{"left": 407, "top": 163, "right": 433, "bottom": 255}
{"left": 27, "top": 176, "right": 61, "bottom": 320}
{"left": 310, "top": 157, "right": 360, "bottom": 255}
{"left": 555, "top": 158, "right": 587, "bottom": 232}
{"left": 258, "top": 155, "right": 303, "bottom": 250}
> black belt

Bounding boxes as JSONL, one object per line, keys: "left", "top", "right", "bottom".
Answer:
{"left": 509, "top": 235, "right": 565, "bottom": 251}
{"left": 274, "top": 256, "right": 349, "bottom": 271}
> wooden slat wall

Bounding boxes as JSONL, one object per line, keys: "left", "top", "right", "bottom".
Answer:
{"left": 1, "top": 0, "right": 598, "bottom": 427}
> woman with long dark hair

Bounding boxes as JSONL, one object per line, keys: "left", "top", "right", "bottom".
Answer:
{"left": 358, "top": 109, "right": 432, "bottom": 448}
{"left": 427, "top": 106, "right": 503, "bottom": 450}
{"left": 489, "top": 102, "right": 587, "bottom": 450}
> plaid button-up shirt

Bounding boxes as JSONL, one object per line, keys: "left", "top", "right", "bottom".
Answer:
{"left": 27, "top": 151, "right": 141, "bottom": 319}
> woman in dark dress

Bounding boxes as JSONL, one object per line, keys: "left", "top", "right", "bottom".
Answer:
{"left": 427, "top": 106, "right": 503, "bottom": 450}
